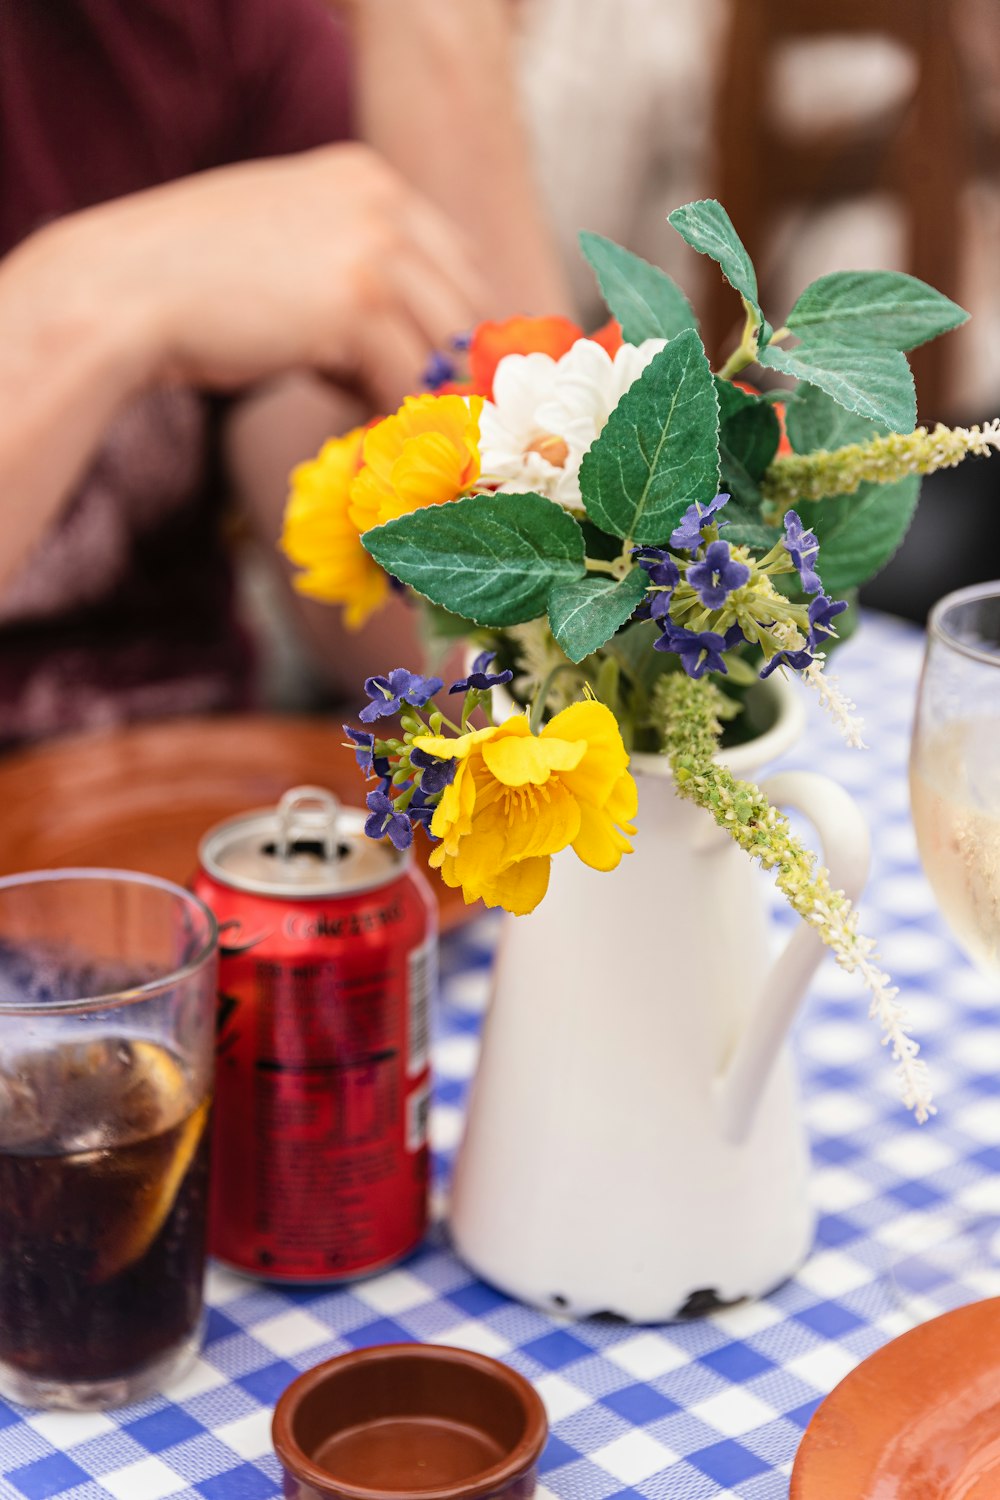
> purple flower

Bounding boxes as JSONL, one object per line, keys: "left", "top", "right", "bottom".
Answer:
{"left": 345, "top": 725, "right": 375, "bottom": 773}
{"left": 633, "top": 547, "right": 681, "bottom": 591}
{"left": 359, "top": 668, "right": 444, "bottom": 723}
{"left": 410, "top": 746, "right": 457, "bottom": 794}
{"left": 654, "top": 620, "right": 744, "bottom": 678}
{"left": 633, "top": 548, "right": 680, "bottom": 621}
{"left": 408, "top": 787, "right": 439, "bottom": 836}
{"left": 783, "top": 511, "right": 823, "bottom": 595}
{"left": 364, "top": 789, "right": 413, "bottom": 851}
{"left": 807, "top": 593, "right": 848, "bottom": 648}
{"left": 759, "top": 646, "right": 814, "bottom": 678}
{"left": 451, "top": 329, "right": 472, "bottom": 353}
{"left": 343, "top": 726, "right": 392, "bottom": 783}
{"left": 423, "top": 350, "right": 457, "bottom": 390}
{"left": 686, "top": 540, "right": 751, "bottom": 609}
{"left": 449, "top": 651, "right": 513, "bottom": 695}
{"left": 669, "top": 493, "right": 731, "bottom": 552}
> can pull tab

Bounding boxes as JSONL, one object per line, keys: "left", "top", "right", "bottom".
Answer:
{"left": 276, "top": 786, "right": 341, "bottom": 862}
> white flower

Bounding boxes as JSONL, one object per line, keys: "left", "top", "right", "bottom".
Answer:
{"left": 479, "top": 337, "right": 666, "bottom": 509}
{"left": 477, "top": 352, "right": 575, "bottom": 505}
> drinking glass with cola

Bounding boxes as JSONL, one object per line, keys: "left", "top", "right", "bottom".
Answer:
{"left": 0, "top": 871, "right": 217, "bottom": 1411}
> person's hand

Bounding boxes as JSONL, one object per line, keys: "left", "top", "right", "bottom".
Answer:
{"left": 23, "top": 144, "right": 486, "bottom": 409}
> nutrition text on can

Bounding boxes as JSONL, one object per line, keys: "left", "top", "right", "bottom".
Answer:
{"left": 195, "top": 786, "right": 436, "bottom": 1282}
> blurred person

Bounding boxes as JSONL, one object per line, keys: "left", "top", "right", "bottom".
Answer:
{"left": 514, "top": 0, "right": 722, "bottom": 325}
{"left": 0, "top": 0, "right": 568, "bottom": 745}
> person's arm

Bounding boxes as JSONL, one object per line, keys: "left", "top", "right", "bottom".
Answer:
{"left": 0, "top": 229, "right": 162, "bottom": 596}
{"left": 0, "top": 144, "right": 483, "bottom": 593}
{"left": 342, "top": 0, "right": 571, "bottom": 317}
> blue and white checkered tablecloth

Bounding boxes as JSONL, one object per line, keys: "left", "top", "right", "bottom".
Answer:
{"left": 2, "top": 609, "right": 996, "bottom": 1500}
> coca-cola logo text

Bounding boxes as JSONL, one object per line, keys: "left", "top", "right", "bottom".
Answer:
{"left": 284, "top": 902, "right": 403, "bottom": 941}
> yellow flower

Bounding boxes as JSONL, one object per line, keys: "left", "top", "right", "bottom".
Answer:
{"left": 413, "top": 700, "right": 637, "bottom": 916}
{"left": 281, "top": 427, "right": 387, "bottom": 629}
{"left": 349, "top": 393, "right": 484, "bottom": 534}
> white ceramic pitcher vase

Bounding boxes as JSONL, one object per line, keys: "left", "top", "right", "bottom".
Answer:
{"left": 448, "top": 676, "right": 871, "bottom": 1322}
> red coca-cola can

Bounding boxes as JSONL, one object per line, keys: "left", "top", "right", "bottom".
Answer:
{"left": 194, "top": 785, "right": 436, "bottom": 1282}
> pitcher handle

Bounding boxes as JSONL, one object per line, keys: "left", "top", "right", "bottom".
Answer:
{"left": 716, "top": 770, "right": 871, "bottom": 1145}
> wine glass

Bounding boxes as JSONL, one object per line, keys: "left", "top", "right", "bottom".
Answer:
{"left": 899, "top": 581, "right": 1000, "bottom": 1316}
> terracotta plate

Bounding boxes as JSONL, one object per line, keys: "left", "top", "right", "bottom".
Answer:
{"left": 0, "top": 714, "right": 478, "bottom": 932}
{"left": 791, "top": 1297, "right": 1000, "bottom": 1499}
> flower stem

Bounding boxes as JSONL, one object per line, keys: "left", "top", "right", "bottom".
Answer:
{"left": 529, "top": 663, "right": 582, "bottom": 732}
{"left": 717, "top": 297, "right": 761, "bottom": 381}
{"left": 426, "top": 708, "right": 463, "bottom": 736}
{"left": 585, "top": 540, "right": 634, "bottom": 582}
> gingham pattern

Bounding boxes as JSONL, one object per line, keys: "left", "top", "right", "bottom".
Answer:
{"left": 1, "top": 611, "right": 993, "bottom": 1500}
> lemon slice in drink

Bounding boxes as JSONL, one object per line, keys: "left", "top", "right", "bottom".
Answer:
{"left": 91, "top": 1042, "right": 209, "bottom": 1285}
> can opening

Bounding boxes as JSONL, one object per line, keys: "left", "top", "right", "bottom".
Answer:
{"left": 199, "top": 785, "right": 408, "bottom": 896}
{"left": 261, "top": 839, "right": 351, "bottom": 862}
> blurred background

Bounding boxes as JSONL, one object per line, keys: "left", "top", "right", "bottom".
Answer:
{"left": 515, "top": 0, "right": 1000, "bottom": 622}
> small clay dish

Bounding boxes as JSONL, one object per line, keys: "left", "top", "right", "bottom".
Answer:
{"left": 791, "top": 1296, "right": 1000, "bottom": 1498}
{"left": 272, "top": 1344, "right": 548, "bottom": 1500}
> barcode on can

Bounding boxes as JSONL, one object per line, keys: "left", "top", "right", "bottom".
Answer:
{"left": 406, "top": 1081, "right": 430, "bottom": 1152}
{"left": 407, "top": 937, "right": 434, "bottom": 1076}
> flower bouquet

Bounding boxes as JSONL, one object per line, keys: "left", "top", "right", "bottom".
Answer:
{"left": 284, "top": 199, "right": 998, "bottom": 1126}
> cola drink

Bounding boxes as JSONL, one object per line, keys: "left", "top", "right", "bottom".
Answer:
{"left": 0, "top": 1037, "right": 211, "bottom": 1387}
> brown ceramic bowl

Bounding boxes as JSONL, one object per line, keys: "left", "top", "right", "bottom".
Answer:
{"left": 791, "top": 1296, "right": 1000, "bottom": 1498}
{"left": 272, "top": 1344, "right": 548, "bottom": 1500}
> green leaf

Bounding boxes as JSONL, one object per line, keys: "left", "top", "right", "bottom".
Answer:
{"left": 713, "top": 379, "right": 780, "bottom": 516}
{"left": 579, "top": 520, "right": 624, "bottom": 561}
{"left": 715, "top": 376, "right": 761, "bottom": 422}
{"left": 787, "top": 271, "right": 969, "bottom": 352}
{"left": 758, "top": 343, "right": 916, "bottom": 433}
{"left": 579, "top": 232, "right": 698, "bottom": 344}
{"left": 722, "top": 511, "right": 782, "bottom": 555}
{"left": 595, "top": 654, "right": 622, "bottom": 718}
{"left": 607, "top": 616, "right": 665, "bottom": 692}
{"left": 579, "top": 328, "right": 720, "bottom": 545}
{"left": 721, "top": 653, "right": 760, "bottom": 688}
{"left": 667, "top": 200, "right": 759, "bottom": 313}
{"left": 785, "top": 382, "right": 890, "bottom": 454}
{"left": 809, "top": 475, "right": 921, "bottom": 594}
{"left": 362, "top": 492, "right": 585, "bottom": 627}
{"left": 547, "top": 568, "right": 649, "bottom": 663}
{"left": 718, "top": 444, "right": 763, "bottom": 512}
{"left": 716, "top": 378, "right": 780, "bottom": 481}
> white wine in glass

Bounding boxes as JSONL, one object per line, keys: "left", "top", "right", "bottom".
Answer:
{"left": 904, "top": 581, "right": 1000, "bottom": 1315}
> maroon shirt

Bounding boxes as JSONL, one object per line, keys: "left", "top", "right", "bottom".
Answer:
{"left": 0, "top": 0, "right": 353, "bottom": 745}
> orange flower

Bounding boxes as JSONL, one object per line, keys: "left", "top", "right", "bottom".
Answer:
{"left": 349, "top": 393, "right": 484, "bottom": 535}
{"left": 468, "top": 315, "right": 623, "bottom": 397}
